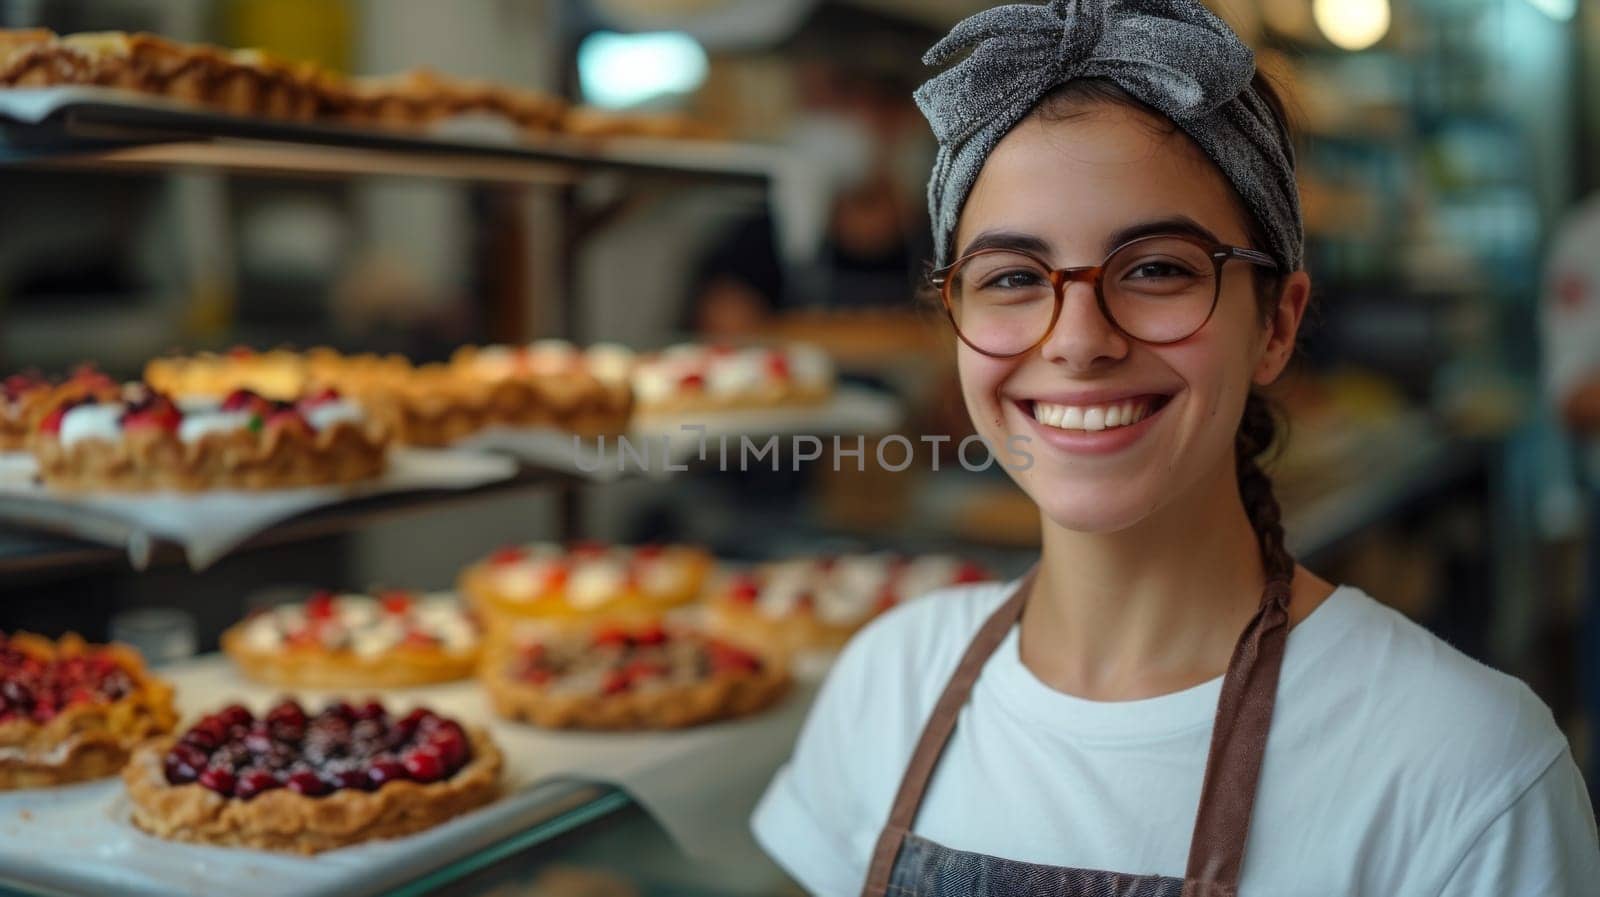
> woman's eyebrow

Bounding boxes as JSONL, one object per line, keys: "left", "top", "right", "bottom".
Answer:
{"left": 958, "top": 217, "right": 1226, "bottom": 263}
{"left": 957, "top": 230, "right": 1053, "bottom": 259}
{"left": 1104, "top": 216, "right": 1222, "bottom": 253}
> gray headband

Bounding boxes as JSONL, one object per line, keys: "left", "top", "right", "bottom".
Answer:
{"left": 914, "top": 0, "right": 1303, "bottom": 273}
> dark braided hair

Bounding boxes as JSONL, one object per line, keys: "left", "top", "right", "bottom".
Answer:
{"left": 1039, "top": 71, "right": 1300, "bottom": 586}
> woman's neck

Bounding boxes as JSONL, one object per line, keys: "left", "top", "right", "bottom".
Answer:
{"left": 1019, "top": 466, "right": 1273, "bottom": 702}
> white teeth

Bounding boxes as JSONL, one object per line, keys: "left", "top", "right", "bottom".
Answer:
{"left": 1031, "top": 398, "right": 1156, "bottom": 432}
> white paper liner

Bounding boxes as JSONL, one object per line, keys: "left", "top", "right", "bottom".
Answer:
{"left": 0, "top": 448, "right": 516, "bottom": 571}
{"left": 0, "top": 655, "right": 819, "bottom": 897}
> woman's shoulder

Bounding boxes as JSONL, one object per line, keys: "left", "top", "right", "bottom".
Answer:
{"left": 1285, "top": 585, "right": 1570, "bottom": 802}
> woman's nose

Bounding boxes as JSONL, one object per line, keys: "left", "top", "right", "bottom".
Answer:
{"left": 1037, "top": 279, "right": 1130, "bottom": 371}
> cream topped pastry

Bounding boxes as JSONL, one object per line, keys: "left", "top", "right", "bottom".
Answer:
{"left": 238, "top": 590, "right": 477, "bottom": 657}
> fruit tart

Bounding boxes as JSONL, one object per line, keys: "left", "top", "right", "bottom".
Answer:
{"left": 459, "top": 542, "right": 712, "bottom": 634}
{"left": 0, "top": 367, "right": 119, "bottom": 451}
{"left": 31, "top": 383, "right": 388, "bottom": 491}
{"left": 707, "top": 554, "right": 989, "bottom": 654}
{"left": 449, "top": 340, "right": 634, "bottom": 437}
{"left": 482, "top": 622, "right": 787, "bottom": 730}
{"left": 222, "top": 590, "right": 479, "bottom": 688}
{"left": 629, "top": 342, "right": 833, "bottom": 416}
{"left": 124, "top": 698, "right": 501, "bottom": 853}
{"left": 0, "top": 632, "right": 178, "bottom": 789}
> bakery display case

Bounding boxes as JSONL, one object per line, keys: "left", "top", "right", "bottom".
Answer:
{"left": 0, "top": 22, "right": 864, "bottom": 897}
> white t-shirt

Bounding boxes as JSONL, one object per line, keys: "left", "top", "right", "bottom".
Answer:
{"left": 1543, "top": 195, "right": 1600, "bottom": 481}
{"left": 753, "top": 580, "right": 1600, "bottom": 896}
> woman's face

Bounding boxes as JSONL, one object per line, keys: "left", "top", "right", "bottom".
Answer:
{"left": 954, "top": 103, "right": 1305, "bottom": 534}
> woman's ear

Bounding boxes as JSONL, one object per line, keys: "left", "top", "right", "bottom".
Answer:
{"left": 1253, "top": 271, "right": 1311, "bottom": 386}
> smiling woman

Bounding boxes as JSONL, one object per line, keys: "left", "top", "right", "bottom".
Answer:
{"left": 751, "top": 2, "right": 1600, "bottom": 896}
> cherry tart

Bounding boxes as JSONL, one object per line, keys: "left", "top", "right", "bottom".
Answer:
{"left": 222, "top": 590, "right": 480, "bottom": 688}
{"left": 31, "top": 383, "right": 387, "bottom": 491}
{"left": 0, "top": 632, "right": 178, "bottom": 789}
{"left": 629, "top": 342, "right": 833, "bottom": 416}
{"left": 707, "top": 554, "right": 990, "bottom": 654}
{"left": 123, "top": 699, "right": 502, "bottom": 854}
{"left": 459, "top": 542, "right": 712, "bottom": 633}
{"left": 481, "top": 622, "right": 788, "bottom": 730}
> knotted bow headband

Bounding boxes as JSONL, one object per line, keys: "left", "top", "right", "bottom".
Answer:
{"left": 914, "top": 0, "right": 1303, "bottom": 273}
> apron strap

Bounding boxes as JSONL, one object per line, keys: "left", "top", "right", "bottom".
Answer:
{"left": 858, "top": 568, "right": 1036, "bottom": 897}
{"left": 858, "top": 568, "right": 1296, "bottom": 897}
{"left": 1181, "top": 576, "right": 1293, "bottom": 897}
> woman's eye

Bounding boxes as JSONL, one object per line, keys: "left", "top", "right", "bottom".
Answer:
{"left": 982, "top": 269, "right": 1046, "bottom": 289}
{"left": 1127, "top": 260, "right": 1195, "bottom": 279}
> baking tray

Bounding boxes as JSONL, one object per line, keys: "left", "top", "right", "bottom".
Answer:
{"left": 0, "top": 655, "right": 817, "bottom": 897}
{"left": 0, "top": 87, "right": 779, "bottom": 186}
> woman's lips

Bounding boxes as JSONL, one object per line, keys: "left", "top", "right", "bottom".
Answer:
{"left": 1013, "top": 394, "right": 1172, "bottom": 456}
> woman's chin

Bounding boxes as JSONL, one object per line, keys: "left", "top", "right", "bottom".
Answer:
{"left": 1024, "top": 481, "right": 1158, "bottom": 535}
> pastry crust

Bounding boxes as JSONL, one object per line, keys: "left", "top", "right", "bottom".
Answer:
{"left": 480, "top": 626, "right": 788, "bottom": 730}
{"left": 0, "top": 632, "right": 178, "bottom": 790}
{"left": 33, "top": 415, "right": 387, "bottom": 492}
{"left": 122, "top": 725, "right": 502, "bottom": 854}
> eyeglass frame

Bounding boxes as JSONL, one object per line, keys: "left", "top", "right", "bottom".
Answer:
{"left": 929, "top": 233, "right": 1281, "bottom": 358}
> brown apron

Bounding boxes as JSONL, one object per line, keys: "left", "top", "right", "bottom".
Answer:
{"left": 859, "top": 568, "right": 1295, "bottom": 897}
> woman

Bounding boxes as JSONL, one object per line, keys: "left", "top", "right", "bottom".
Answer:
{"left": 752, "top": 2, "right": 1600, "bottom": 895}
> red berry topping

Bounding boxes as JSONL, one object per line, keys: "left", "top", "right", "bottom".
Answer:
{"left": 286, "top": 770, "right": 330, "bottom": 796}
{"left": 402, "top": 746, "right": 446, "bottom": 783}
{"left": 591, "top": 627, "right": 631, "bottom": 650}
{"left": 305, "top": 591, "right": 337, "bottom": 619}
{"left": 707, "top": 641, "right": 762, "bottom": 675}
{"left": 601, "top": 670, "right": 632, "bottom": 695}
{"left": 121, "top": 400, "right": 182, "bottom": 434}
{"left": 632, "top": 623, "right": 668, "bottom": 647}
{"left": 729, "top": 577, "right": 760, "bottom": 605}
{"left": 218, "top": 703, "right": 253, "bottom": 728}
{"left": 265, "top": 699, "right": 306, "bottom": 728}
{"left": 954, "top": 562, "right": 988, "bottom": 584}
{"left": 489, "top": 546, "right": 527, "bottom": 566}
{"left": 234, "top": 768, "right": 280, "bottom": 800}
{"left": 300, "top": 387, "right": 341, "bottom": 407}
{"left": 220, "top": 388, "right": 267, "bottom": 413}
{"left": 198, "top": 766, "right": 236, "bottom": 796}
{"left": 678, "top": 372, "right": 706, "bottom": 391}
{"left": 163, "top": 752, "right": 199, "bottom": 785}
{"left": 367, "top": 759, "right": 408, "bottom": 788}
{"left": 379, "top": 591, "right": 413, "bottom": 615}
{"left": 622, "top": 659, "right": 670, "bottom": 683}
{"left": 39, "top": 401, "right": 75, "bottom": 435}
{"left": 766, "top": 352, "right": 791, "bottom": 380}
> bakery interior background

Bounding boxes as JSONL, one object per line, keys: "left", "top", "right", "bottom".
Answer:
{"left": 0, "top": 0, "right": 1597, "bottom": 893}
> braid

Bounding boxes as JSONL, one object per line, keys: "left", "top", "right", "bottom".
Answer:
{"left": 1236, "top": 391, "right": 1295, "bottom": 584}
